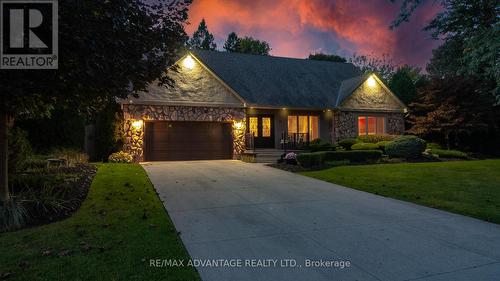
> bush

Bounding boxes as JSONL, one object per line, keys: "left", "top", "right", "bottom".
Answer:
{"left": 375, "top": 141, "right": 392, "bottom": 153}
{"left": 338, "top": 138, "right": 358, "bottom": 150}
{"left": 324, "top": 150, "right": 382, "bottom": 163}
{"left": 108, "top": 151, "right": 133, "bottom": 163}
{"left": 351, "top": 143, "right": 379, "bottom": 150}
{"left": 385, "top": 135, "right": 426, "bottom": 158}
{"left": 325, "top": 160, "right": 350, "bottom": 167}
{"left": 429, "top": 149, "right": 468, "bottom": 159}
{"left": 296, "top": 152, "right": 326, "bottom": 168}
{"left": 357, "top": 134, "right": 397, "bottom": 143}
{"left": 297, "top": 150, "right": 383, "bottom": 167}
{"left": 50, "top": 148, "right": 88, "bottom": 166}
{"left": 427, "top": 142, "right": 442, "bottom": 149}
{"left": 308, "top": 139, "right": 334, "bottom": 152}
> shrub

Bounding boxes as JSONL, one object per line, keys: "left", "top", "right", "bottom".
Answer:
{"left": 297, "top": 150, "right": 383, "bottom": 167}
{"left": 325, "top": 160, "right": 350, "bottom": 167}
{"left": 50, "top": 148, "right": 89, "bottom": 166}
{"left": 108, "top": 151, "right": 133, "bottom": 163}
{"left": 385, "top": 135, "right": 426, "bottom": 158}
{"left": 351, "top": 143, "right": 379, "bottom": 150}
{"left": 427, "top": 142, "right": 442, "bottom": 149}
{"left": 297, "top": 152, "right": 325, "bottom": 167}
{"left": 324, "top": 150, "right": 382, "bottom": 163}
{"left": 308, "top": 139, "right": 334, "bottom": 152}
{"left": 430, "top": 149, "right": 468, "bottom": 159}
{"left": 338, "top": 138, "right": 358, "bottom": 150}
{"left": 375, "top": 141, "right": 392, "bottom": 153}
{"left": 357, "top": 134, "right": 397, "bottom": 143}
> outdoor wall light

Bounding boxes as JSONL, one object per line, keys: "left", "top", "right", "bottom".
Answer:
{"left": 367, "top": 75, "right": 377, "bottom": 88}
{"left": 183, "top": 55, "right": 195, "bottom": 69}
{"left": 132, "top": 120, "right": 143, "bottom": 130}
{"left": 233, "top": 121, "right": 243, "bottom": 130}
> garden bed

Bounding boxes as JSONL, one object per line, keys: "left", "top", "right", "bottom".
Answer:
{"left": 7, "top": 164, "right": 97, "bottom": 230}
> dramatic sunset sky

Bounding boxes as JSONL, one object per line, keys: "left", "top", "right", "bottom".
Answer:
{"left": 185, "top": 0, "right": 443, "bottom": 69}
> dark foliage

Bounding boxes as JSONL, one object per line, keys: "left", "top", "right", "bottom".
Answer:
{"left": 308, "top": 53, "right": 347, "bottom": 63}
{"left": 297, "top": 150, "right": 382, "bottom": 167}
{"left": 408, "top": 77, "right": 500, "bottom": 153}
{"left": 188, "top": 18, "right": 216, "bottom": 50}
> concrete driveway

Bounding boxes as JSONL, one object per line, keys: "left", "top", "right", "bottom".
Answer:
{"left": 143, "top": 160, "right": 500, "bottom": 281}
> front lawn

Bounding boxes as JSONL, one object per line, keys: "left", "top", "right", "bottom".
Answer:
{"left": 301, "top": 160, "right": 500, "bottom": 224}
{"left": 0, "top": 164, "right": 200, "bottom": 281}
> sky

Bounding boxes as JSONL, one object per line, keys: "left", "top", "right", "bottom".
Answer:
{"left": 185, "top": 0, "right": 443, "bottom": 69}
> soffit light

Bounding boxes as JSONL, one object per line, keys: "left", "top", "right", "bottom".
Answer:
{"left": 183, "top": 55, "right": 195, "bottom": 69}
{"left": 367, "top": 76, "right": 376, "bottom": 88}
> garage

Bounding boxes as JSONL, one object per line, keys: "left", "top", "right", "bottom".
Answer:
{"left": 144, "top": 121, "right": 233, "bottom": 161}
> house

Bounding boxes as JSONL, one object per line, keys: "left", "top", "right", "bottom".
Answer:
{"left": 120, "top": 50, "right": 406, "bottom": 161}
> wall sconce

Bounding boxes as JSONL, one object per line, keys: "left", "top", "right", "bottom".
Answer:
{"left": 132, "top": 120, "right": 143, "bottom": 130}
{"left": 367, "top": 75, "right": 376, "bottom": 88}
{"left": 183, "top": 55, "right": 195, "bottom": 69}
{"left": 233, "top": 120, "right": 243, "bottom": 130}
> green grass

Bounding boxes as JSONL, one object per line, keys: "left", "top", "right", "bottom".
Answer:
{"left": 0, "top": 164, "right": 200, "bottom": 281}
{"left": 301, "top": 160, "right": 500, "bottom": 224}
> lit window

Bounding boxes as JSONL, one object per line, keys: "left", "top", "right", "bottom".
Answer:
{"left": 262, "top": 117, "right": 271, "bottom": 137}
{"left": 309, "top": 116, "right": 319, "bottom": 141}
{"left": 288, "top": 115, "right": 298, "bottom": 134}
{"left": 288, "top": 115, "right": 319, "bottom": 141}
{"left": 249, "top": 117, "right": 258, "bottom": 137}
{"left": 298, "top": 116, "right": 308, "bottom": 134}
{"left": 358, "top": 116, "right": 385, "bottom": 135}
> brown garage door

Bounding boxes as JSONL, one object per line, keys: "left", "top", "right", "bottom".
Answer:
{"left": 144, "top": 121, "right": 233, "bottom": 161}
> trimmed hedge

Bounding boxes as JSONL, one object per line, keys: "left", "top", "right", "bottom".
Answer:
{"left": 385, "top": 135, "right": 426, "bottom": 158}
{"left": 357, "top": 134, "right": 397, "bottom": 143}
{"left": 308, "top": 140, "right": 334, "bottom": 152}
{"left": 375, "top": 140, "right": 392, "bottom": 153}
{"left": 296, "top": 152, "right": 325, "bottom": 167}
{"left": 351, "top": 143, "right": 379, "bottom": 150}
{"left": 338, "top": 138, "right": 358, "bottom": 150}
{"left": 297, "top": 150, "right": 382, "bottom": 167}
{"left": 430, "top": 149, "right": 468, "bottom": 159}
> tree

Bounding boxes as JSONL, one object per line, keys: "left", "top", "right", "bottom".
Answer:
{"left": 408, "top": 76, "right": 500, "bottom": 150}
{"left": 0, "top": 0, "right": 191, "bottom": 202}
{"left": 308, "top": 53, "right": 347, "bottom": 63}
{"left": 388, "top": 65, "right": 426, "bottom": 104}
{"left": 188, "top": 19, "right": 217, "bottom": 50}
{"left": 237, "top": 37, "right": 271, "bottom": 55}
{"left": 223, "top": 32, "right": 240, "bottom": 52}
{"left": 349, "top": 53, "right": 396, "bottom": 82}
{"left": 391, "top": 0, "right": 499, "bottom": 104}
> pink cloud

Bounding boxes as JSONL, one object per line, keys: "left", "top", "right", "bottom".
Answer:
{"left": 185, "top": 0, "right": 442, "bottom": 68}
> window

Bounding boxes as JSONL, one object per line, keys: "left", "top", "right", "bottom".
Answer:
{"left": 249, "top": 117, "right": 258, "bottom": 137}
{"left": 358, "top": 116, "right": 385, "bottom": 135}
{"left": 288, "top": 115, "right": 319, "bottom": 141}
{"left": 309, "top": 116, "right": 319, "bottom": 140}
{"left": 262, "top": 117, "right": 271, "bottom": 137}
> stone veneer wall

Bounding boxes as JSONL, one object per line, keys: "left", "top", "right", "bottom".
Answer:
{"left": 122, "top": 104, "right": 246, "bottom": 162}
{"left": 334, "top": 111, "right": 405, "bottom": 141}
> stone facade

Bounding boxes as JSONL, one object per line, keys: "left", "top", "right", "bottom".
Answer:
{"left": 122, "top": 104, "right": 246, "bottom": 161}
{"left": 341, "top": 77, "right": 404, "bottom": 111}
{"left": 334, "top": 111, "right": 405, "bottom": 141}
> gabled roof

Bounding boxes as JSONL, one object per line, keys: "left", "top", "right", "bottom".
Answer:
{"left": 335, "top": 74, "right": 370, "bottom": 107}
{"left": 191, "top": 50, "right": 362, "bottom": 109}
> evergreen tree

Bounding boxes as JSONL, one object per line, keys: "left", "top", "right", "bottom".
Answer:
{"left": 223, "top": 32, "right": 240, "bottom": 52}
{"left": 188, "top": 19, "right": 217, "bottom": 50}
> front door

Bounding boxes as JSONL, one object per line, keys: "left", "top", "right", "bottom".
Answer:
{"left": 247, "top": 115, "right": 274, "bottom": 148}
